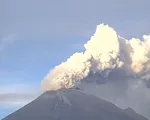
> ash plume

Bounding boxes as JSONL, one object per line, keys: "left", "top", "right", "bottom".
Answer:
{"left": 41, "top": 24, "right": 150, "bottom": 92}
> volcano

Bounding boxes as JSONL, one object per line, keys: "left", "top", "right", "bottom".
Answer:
{"left": 3, "top": 88, "right": 148, "bottom": 120}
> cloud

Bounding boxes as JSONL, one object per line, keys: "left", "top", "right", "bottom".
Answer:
{"left": 0, "top": 91, "right": 38, "bottom": 117}
{"left": 0, "top": 83, "right": 40, "bottom": 108}
{"left": 41, "top": 24, "right": 150, "bottom": 91}
{"left": 0, "top": 93, "right": 37, "bottom": 102}
{"left": 0, "top": 93, "right": 35, "bottom": 114}
{"left": 0, "top": 83, "right": 40, "bottom": 95}
{"left": 0, "top": 94, "right": 36, "bottom": 118}
{"left": 0, "top": 99, "right": 32, "bottom": 119}
{"left": 0, "top": 84, "right": 39, "bottom": 107}
{"left": 0, "top": 83, "right": 39, "bottom": 118}
{"left": 0, "top": 101, "right": 29, "bottom": 110}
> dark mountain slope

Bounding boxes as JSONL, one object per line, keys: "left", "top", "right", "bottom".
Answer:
{"left": 3, "top": 88, "right": 148, "bottom": 120}
{"left": 124, "top": 107, "right": 148, "bottom": 120}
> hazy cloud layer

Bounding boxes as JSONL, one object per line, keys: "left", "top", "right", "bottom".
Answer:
{"left": 0, "top": 93, "right": 38, "bottom": 102}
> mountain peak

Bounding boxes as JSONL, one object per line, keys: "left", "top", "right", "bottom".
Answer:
{"left": 3, "top": 89, "right": 148, "bottom": 120}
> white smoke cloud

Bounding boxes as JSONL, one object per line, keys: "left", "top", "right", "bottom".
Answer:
{"left": 41, "top": 24, "right": 150, "bottom": 118}
{"left": 41, "top": 23, "right": 150, "bottom": 91}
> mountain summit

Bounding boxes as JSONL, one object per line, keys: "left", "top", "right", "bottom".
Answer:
{"left": 3, "top": 88, "right": 148, "bottom": 120}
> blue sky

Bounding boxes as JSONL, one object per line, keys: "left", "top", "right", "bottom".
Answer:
{"left": 0, "top": 0, "right": 150, "bottom": 119}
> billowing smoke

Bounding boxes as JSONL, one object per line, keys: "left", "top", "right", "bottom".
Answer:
{"left": 41, "top": 24, "right": 150, "bottom": 118}
{"left": 41, "top": 24, "right": 150, "bottom": 91}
